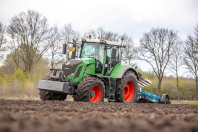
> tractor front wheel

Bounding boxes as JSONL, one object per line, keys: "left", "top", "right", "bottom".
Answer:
{"left": 39, "top": 90, "right": 66, "bottom": 101}
{"left": 73, "top": 76, "right": 105, "bottom": 102}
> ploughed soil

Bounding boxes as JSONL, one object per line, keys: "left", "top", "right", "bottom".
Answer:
{"left": 0, "top": 99, "right": 198, "bottom": 132}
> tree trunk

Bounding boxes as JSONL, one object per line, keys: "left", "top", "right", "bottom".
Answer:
{"left": 51, "top": 61, "right": 54, "bottom": 69}
{"left": 196, "top": 76, "right": 198, "bottom": 101}
{"left": 28, "top": 65, "right": 32, "bottom": 74}
{"left": 157, "top": 79, "right": 162, "bottom": 97}
{"left": 177, "top": 75, "right": 180, "bottom": 100}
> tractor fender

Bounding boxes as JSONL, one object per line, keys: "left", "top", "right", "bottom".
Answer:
{"left": 86, "top": 74, "right": 106, "bottom": 85}
{"left": 117, "top": 65, "right": 139, "bottom": 79}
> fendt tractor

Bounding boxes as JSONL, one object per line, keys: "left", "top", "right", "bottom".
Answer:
{"left": 37, "top": 36, "right": 170, "bottom": 104}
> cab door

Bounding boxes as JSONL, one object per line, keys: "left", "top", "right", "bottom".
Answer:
{"left": 104, "top": 46, "right": 120, "bottom": 76}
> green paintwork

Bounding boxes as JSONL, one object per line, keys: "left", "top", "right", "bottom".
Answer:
{"left": 74, "top": 58, "right": 95, "bottom": 64}
{"left": 64, "top": 58, "right": 96, "bottom": 82}
{"left": 110, "top": 63, "right": 128, "bottom": 78}
{"left": 63, "top": 42, "right": 132, "bottom": 83}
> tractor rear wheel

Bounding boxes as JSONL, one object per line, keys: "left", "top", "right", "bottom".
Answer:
{"left": 115, "top": 70, "right": 138, "bottom": 103}
{"left": 73, "top": 76, "right": 105, "bottom": 102}
{"left": 39, "top": 73, "right": 67, "bottom": 101}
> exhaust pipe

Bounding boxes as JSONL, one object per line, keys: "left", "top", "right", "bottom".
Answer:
{"left": 62, "top": 44, "right": 67, "bottom": 54}
{"left": 71, "top": 39, "right": 76, "bottom": 59}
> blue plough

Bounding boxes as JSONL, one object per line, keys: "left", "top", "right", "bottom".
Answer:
{"left": 137, "top": 88, "right": 170, "bottom": 104}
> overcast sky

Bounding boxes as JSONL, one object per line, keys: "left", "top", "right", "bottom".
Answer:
{"left": 0, "top": 0, "right": 198, "bottom": 77}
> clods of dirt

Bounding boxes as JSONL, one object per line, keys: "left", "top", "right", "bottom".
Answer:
{"left": 0, "top": 99, "right": 198, "bottom": 132}
{"left": 136, "top": 98, "right": 154, "bottom": 103}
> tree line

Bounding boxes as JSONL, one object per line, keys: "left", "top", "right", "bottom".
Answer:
{"left": 0, "top": 10, "right": 198, "bottom": 100}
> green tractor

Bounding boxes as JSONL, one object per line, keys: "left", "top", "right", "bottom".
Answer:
{"left": 38, "top": 37, "right": 151, "bottom": 103}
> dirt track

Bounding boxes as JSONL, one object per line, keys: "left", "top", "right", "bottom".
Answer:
{"left": 0, "top": 99, "right": 198, "bottom": 132}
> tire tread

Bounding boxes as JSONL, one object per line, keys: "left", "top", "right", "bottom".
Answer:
{"left": 73, "top": 76, "right": 105, "bottom": 102}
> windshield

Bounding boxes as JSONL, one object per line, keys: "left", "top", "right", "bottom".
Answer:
{"left": 81, "top": 42, "right": 104, "bottom": 65}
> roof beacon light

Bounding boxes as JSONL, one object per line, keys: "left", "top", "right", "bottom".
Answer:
{"left": 89, "top": 34, "right": 92, "bottom": 39}
{"left": 121, "top": 37, "right": 124, "bottom": 46}
{"left": 121, "top": 37, "right": 124, "bottom": 40}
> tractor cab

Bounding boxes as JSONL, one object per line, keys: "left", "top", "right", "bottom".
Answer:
{"left": 80, "top": 42, "right": 104, "bottom": 74}
{"left": 80, "top": 38, "right": 122, "bottom": 76}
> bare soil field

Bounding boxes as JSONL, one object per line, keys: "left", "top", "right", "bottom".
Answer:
{"left": 0, "top": 99, "right": 198, "bottom": 132}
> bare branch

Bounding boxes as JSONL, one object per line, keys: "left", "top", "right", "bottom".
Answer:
{"left": 121, "top": 34, "right": 137, "bottom": 66}
{"left": 183, "top": 23, "right": 198, "bottom": 100}
{"left": 0, "top": 22, "right": 7, "bottom": 60}
{"left": 7, "top": 10, "right": 49, "bottom": 73}
{"left": 138, "top": 28, "right": 179, "bottom": 96}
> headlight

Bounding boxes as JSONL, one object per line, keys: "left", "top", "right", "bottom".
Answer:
{"left": 68, "top": 73, "right": 74, "bottom": 78}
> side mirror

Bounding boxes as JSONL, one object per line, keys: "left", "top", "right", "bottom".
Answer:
{"left": 62, "top": 44, "right": 67, "bottom": 54}
{"left": 111, "top": 49, "right": 117, "bottom": 59}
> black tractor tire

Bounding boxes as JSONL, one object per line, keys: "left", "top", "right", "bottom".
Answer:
{"left": 39, "top": 73, "right": 67, "bottom": 101}
{"left": 73, "top": 76, "right": 105, "bottom": 102}
{"left": 161, "top": 94, "right": 171, "bottom": 104}
{"left": 115, "top": 70, "right": 138, "bottom": 103}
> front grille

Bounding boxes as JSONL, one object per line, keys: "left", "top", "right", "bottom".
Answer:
{"left": 62, "top": 67, "right": 74, "bottom": 78}
{"left": 62, "top": 60, "right": 83, "bottom": 78}
{"left": 74, "top": 66, "right": 82, "bottom": 78}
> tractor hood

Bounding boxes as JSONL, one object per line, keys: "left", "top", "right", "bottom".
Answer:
{"left": 62, "top": 60, "right": 83, "bottom": 78}
{"left": 74, "top": 58, "right": 95, "bottom": 64}
{"left": 62, "top": 58, "right": 95, "bottom": 78}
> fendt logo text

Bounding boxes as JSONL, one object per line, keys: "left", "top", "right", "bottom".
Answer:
{"left": 44, "top": 81, "right": 55, "bottom": 88}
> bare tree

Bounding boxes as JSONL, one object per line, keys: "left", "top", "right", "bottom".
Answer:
{"left": 97, "top": 27, "right": 105, "bottom": 39}
{"left": 0, "top": 22, "right": 7, "bottom": 60}
{"left": 193, "top": 23, "right": 198, "bottom": 61}
{"left": 11, "top": 48, "right": 20, "bottom": 68}
{"left": 183, "top": 24, "right": 198, "bottom": 101}
{"left": 48, "top": 25, "right": 62, "bottom": 69}
{"left": 104, "top": 31, "right": 120, "bottom": 42}
{"left": 138, "top": 28, "right": 179, "bottom": 96}
{"left": 195, "top": 23, "right": 198, "bottom": 48}
{"left": 122, "top": 34, "right": 138, "bottom": 66}
{"left": 7, "top": 10, "right": 49, "bottom": 73}
{"left": 7, "top": 36, "right": 21, "bottom": 68}
{"left": 168, "top": 40, "right": 183, "bottom": 100}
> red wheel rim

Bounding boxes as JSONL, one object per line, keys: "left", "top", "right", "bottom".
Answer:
{"left": 124, "top": 81, "right": 134, "bottom": 102}
{"left": 90, "top": 86, "right": 101, "bottom": 102}
{"left": 53, "top": 93, "right": 63, "bottom": 98}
